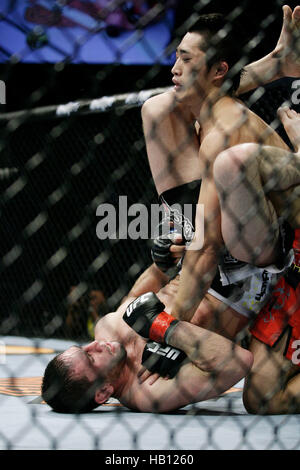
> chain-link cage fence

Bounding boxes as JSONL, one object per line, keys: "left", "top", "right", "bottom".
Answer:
{"left": 0, "top": 89, "right": 167, "bottom": 341}
{"left": 0, "top": 0, "right": 300, "bottom": 452}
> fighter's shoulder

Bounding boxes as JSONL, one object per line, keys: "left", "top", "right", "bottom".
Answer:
{"left": 142, "top": 90, "right": 178, "bottom": 120}
{"left": 94, "top": 310, "right": 122, "bottom": 337}
{"left": 214, "top": 97, "right": 249, "bottom": 125}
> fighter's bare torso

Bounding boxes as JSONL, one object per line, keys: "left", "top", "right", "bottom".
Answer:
{"left": 143, "top": 90, "right": 297, "bottom": 225}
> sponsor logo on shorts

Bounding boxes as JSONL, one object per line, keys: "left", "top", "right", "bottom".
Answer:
{"left": 291, "top": 263, "right": 300, "bottom": 274}
{"left": 263, "top": 311, "right": 275, "bottom": 323}
{"left": 271, "top": 286, "right": 290, "bottom": 310}
{"left": 255, "top": 270, "right": 270, "bottom": 301}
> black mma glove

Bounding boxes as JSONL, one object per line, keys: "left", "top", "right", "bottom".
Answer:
{"left": 123, "top": 292, "right": 179, "bottom": 344}
{"left": 151, "top": 235, "right": 175, "bottom": 272}
{"left": 151, "top": 214, "right": 185, "bottom": 272}
{"left": 151, "top": 232, "right": 184, "bottom": 275}
{"left": 142, "top": 340, "right": 186, "bottom": 379}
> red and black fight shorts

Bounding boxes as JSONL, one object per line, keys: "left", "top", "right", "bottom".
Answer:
{"left": 250, "top": 229, "right": 300, "bottom": 364}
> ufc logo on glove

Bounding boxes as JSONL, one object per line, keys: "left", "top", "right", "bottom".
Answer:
{"left": 147, "top": 342, "right": 182, "bottom": 361}
{"left": 126, "top": 293, "right": 153, "bottom": 317}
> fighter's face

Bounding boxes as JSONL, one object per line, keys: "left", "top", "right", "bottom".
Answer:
{"left": 62, "top": 340, "right": 126, "bottom": 383}
{"left": 171, "top": 32, "right": 212, "bottom": 103}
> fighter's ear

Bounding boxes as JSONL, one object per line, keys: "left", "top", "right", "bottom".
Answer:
{"left": 94, "top": 383, "right": 114, "bottom": 405}
{"left": 214, "top": 61, "right": 229, "bottom": 80}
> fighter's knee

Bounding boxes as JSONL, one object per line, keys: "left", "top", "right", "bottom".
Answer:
{"left": 213, "top": 143, "right": 259, "bottom": 185}
{"left": 243, "top": 349, "right": 254, "bottom": 373}
{"left": 234, "top": 349, "right": 254, "bottom": 382}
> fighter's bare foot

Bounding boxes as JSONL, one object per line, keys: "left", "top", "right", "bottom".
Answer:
{"left": 277, "top": 106, "right": 300, "bottom": 152}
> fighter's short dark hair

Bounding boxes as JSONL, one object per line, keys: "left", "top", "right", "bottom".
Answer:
{"left": 42, "top": 353, "right": 101, "bottom": 413}
{"left": 188, "top": 13, "right": 245, "bottom": 94}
